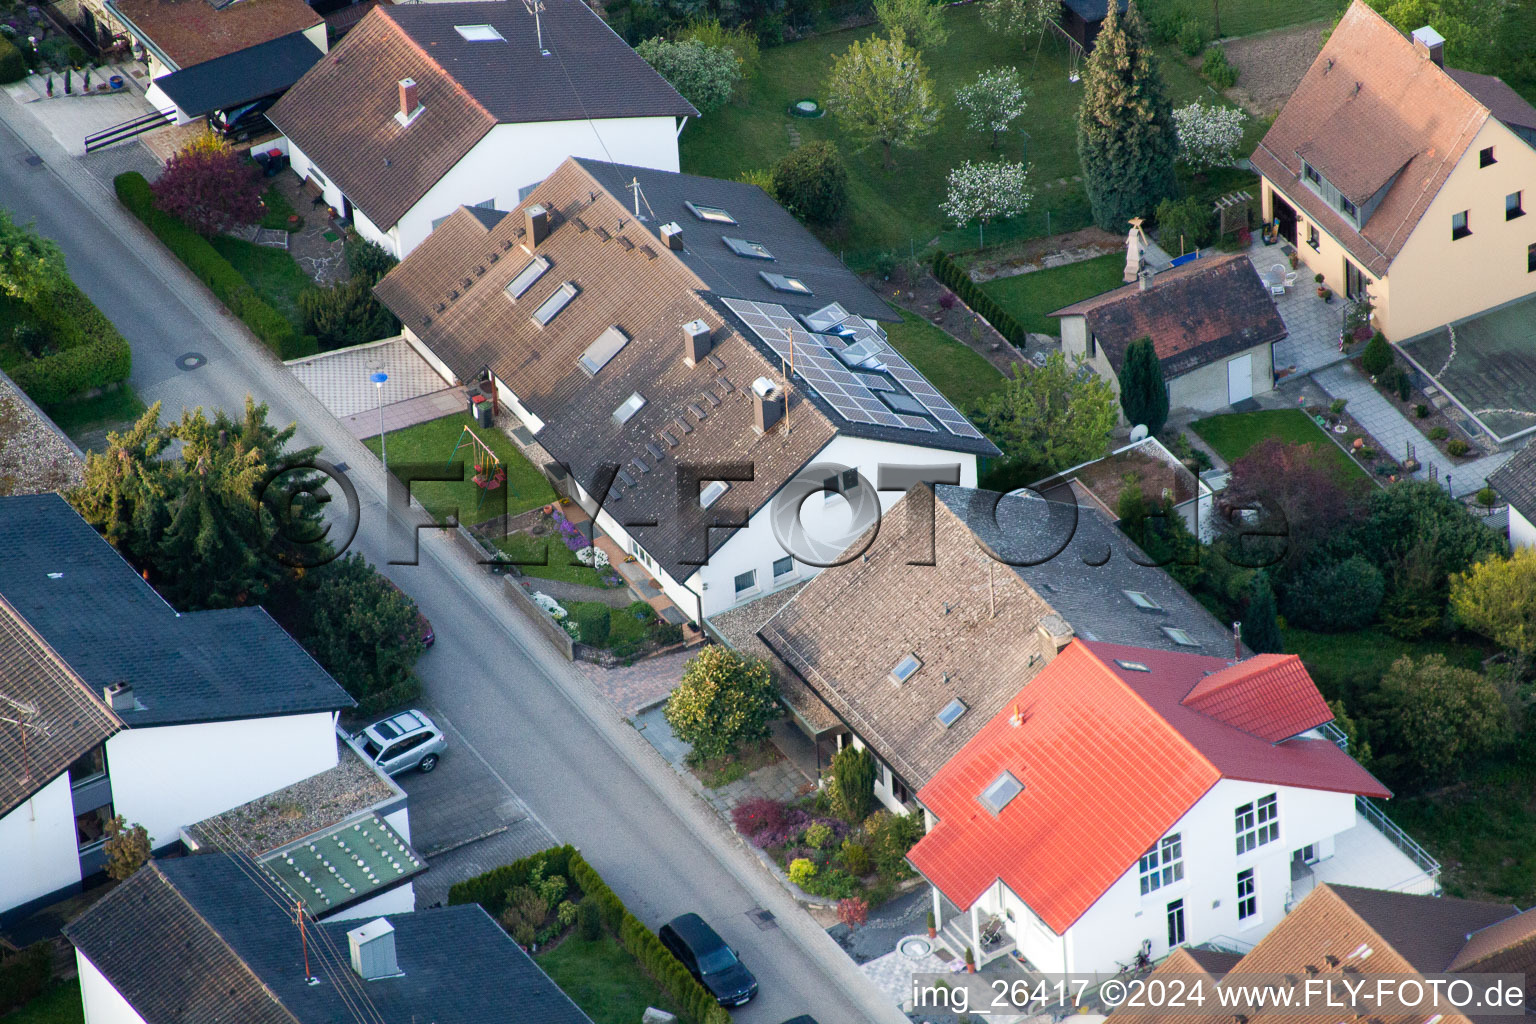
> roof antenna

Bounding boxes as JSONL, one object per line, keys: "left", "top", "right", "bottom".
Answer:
{"left": 625, "top": 177, "right": 657, "bottom": 222}
{"left": 1233, "top": 621, "right": 1242, "bottom": 661}
{"left": 0, "top": 693, "right": 48, "bottom": 785}
{"left": 293, "top": 899, "right": 320, "bottom": 986}
{"left": 520, "top": 0, "right": 549, "bottom": 56}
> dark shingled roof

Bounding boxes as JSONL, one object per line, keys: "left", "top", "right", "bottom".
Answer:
{"left": 1488, "top": 442, "right": 1536, "bottom": 521}
{"left": 66, "top": 856, "right": 596, "bottom": 1024}
{"left": 758, "top": 484, "right": 1235, "bottom": 788}
{"left": 0, "top": 494, "right": 353, "bottom": 727}
{"left": 155, "top": 31, "right": 323, "bottom": 117}
{"left": 1049, "top": 253, "right": 1286, "bottom": 378}
{"left": 0, "top": 596, "right": 121, "bottom": 818}
{"left": 1447, "top": 67, "right": 1536, "bottom": 134}
{"left": 268, "top": 0, "right": 695, "bottom": 230}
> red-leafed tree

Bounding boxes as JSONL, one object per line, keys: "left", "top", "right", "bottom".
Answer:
{"left": 1220, "top": 439, "right": 1365, "bottom": 568}
{"left": 837, "top": 896, "right": 869, "bottom": 931}
{"left": 150, "top": 134, "right": 263, "bottom": 236}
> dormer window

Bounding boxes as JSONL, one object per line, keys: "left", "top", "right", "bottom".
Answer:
{"left": 699, "top": 480, "right": 730, "bottom": 508}
{"left": 761, "top": 272, "right": 811, "bottom": 295}
{"left": 455, "top": 23, "right": 505, "bottom": 40}
{"left": 979, "top": 771, "right": 1023, "bottom": 815}
{"left": 684, "top": 201, "right": 736, "bottom": 224}
{"left": 613, "top": 392, "right": 646, "bottom": 425}
{"left": 888, "top": 653, "right": 922, "bottom": 685}
{"left": 533, "top": 282, "right": 578, "bottom": 326}
{"left": 723, "top": 237, "right": 774, "bottom": 260}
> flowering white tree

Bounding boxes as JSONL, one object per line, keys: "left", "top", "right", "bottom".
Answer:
{"left": 979, "top": 0, "right": 1057, "bottom": 45}
{"left": 942, "top": 159, "right": 1032, "bottom": 248}
{"left": 1172, "top": 100, "right": 1248, "bottom": 172}
{"left": 954, "top": 66, "right": 1031, "bottom": 148}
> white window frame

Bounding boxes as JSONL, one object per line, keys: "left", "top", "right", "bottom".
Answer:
{"left": 1236, "top": 867, "right": 1258, "bottom": 923}
{"left": 733, "top": 569, "right": 758, "bottom": 596}
{"left": 1124, "top": 590, "right": 1161, "bottom": 610}
{"left": 1235, "top": 793, "right": 1279, "bottom": 855}
{"left": 1138, "top": 834, "right": 1184, "bottom": 896}
{"left": 772, "top": 555, "right": 796, "bottom": 582}
{"left": 613, "top": 392, "right": 646, "bottom": 425}
{"left": 1161, "top": 626, "right": 1200, "bottom": 647}
{"left": 699, "top": 480, "right": 730, "bottom": 509}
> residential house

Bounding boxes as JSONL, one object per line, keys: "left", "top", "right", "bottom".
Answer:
{"left": 373, "top": 158, "right": 999, "bottom": 623}
{"left": 1052, "top": 252, "right": 1287, "bottom": 414}
{"left": 0, "top": 494, "right": 355, "bottom": 925}
{"left": 757, "top": 483, "right": 1238, "bottom": 813}
{"left": 268, "top": 1, "right": 696, "bottom": 258}
{"left": 64, "top": 855, "right": 596, "bottom": 1024}
{"left": 1252, "top": 0, "right": 1536, "bottom": 342}
{"left": 1046, "top": 436, "right": 1215, "bottom": 542}
{"left": 906, "top": 639, "right": 1434, "bottom": 976}
{"left": 1488, "top": 442, "right": 1536, "bottom": 547}
{"left": 1110, "top": 882, "right": 1536, "bottom": 1022}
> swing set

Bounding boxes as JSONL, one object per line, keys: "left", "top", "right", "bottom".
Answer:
{"left": 445, "top": 424, "right": 508, "bottom": 510}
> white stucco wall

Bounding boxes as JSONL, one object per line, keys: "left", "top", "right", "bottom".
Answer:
{"left": 0, "top": 774, "right": 82, "bottom": 915}
{"left": 105, "top": 712, "right": 338, "bottom": 848}
{"left": 1511, "top": 506, "right": 1536, "bottom": 549}
{"left": 77, "top": 952, "right": 148, "bottom": 1024}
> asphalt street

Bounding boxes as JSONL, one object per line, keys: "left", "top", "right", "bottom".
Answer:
{"left": 0, "top": 92, "right": 904, "bottom": 1024}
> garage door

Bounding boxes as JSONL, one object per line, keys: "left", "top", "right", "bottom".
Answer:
{"left": 1227, "top": 353, "right": 1254, "bottom": 404}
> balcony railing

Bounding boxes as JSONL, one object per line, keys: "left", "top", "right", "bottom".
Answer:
{"left": 1357, "top": 795, "right": 1441, "bottom": 893}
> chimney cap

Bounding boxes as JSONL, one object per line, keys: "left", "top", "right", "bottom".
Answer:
{"left": 751, "top": 376, "right": 778, "bottom": 398}
{"left": 1411, "top": 25, "right": 1446, "bottom": 48}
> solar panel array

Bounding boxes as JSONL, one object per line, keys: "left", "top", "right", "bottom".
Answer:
{"left": 722, "top": 297, "right": 985, "bottom": 440}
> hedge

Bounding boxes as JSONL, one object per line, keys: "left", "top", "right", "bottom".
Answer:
{"left": 453, "top": 847, "right": 730, "bottom": 1024}
{"left": 7, "top": 279, "right": 133, "bottom": 406}
{"left": 0, "top": 34, "right": 27, "bottom": 85}
{"left": 0, "top": 942, "right": 52, "bottom": 1015}
{"left": 931, "top": 250, "right": 1029, "bottom": 347}
{"left": 115, "top": 172, "right": 316, "bottom": 360}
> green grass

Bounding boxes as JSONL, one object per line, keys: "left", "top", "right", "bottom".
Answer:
{"left": 1142, "top": 0, "right": 1341, "bottom": 39}
{"left": 884, "top": 306, "right": 1006, "bottom": 410}
{"left": 258, "top": 184, "right": 301, "bottom": 232}
{"left": 562, "top": 600, "right": 657, "bottom": 649}
{"left": 680, "top": 5, "right": 1236, "bottom": 267}
{"left": 44, "top": 384, "right": 147, "bottom": 442}
{"left": 976, "top": 252, "right": 1126, "bottom": 337}
{"left": 494, "top": 532, "right": 618, "bottom": 588}
{"left": 3, "top": 982, "right": 83, "bottom": 1024}
{"left": 210, "top": 235, "right": 314, "bottom": 332}
{"left": 1282, "top": 626, "right": 1488, "bottom": 701}
{"left": 1191, "top": 409, "right": 1371, "bottom": 485}
{"left": 536, "top": 935, "right": 684, "bottom": 1024}
{"left": 363, "top": 413, "right": 556, "bottom": 526}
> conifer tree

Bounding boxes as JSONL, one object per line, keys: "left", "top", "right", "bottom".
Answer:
{"left": 1117, "top": 335, "right": 1169, "bottom": 435}
{"left": 1243, "top": 574, "right": 1285, "bottom": 654}
{"left": 1076, "top": 0, "right": 1180, "bottom": 231}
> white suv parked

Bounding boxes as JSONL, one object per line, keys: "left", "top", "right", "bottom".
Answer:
{"left": 354, "top": 709, "right": 446, "bottom": 776}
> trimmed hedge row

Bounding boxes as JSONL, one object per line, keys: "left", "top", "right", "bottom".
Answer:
{"left": 931, "top": 250, "right": 1029, "bottom": 347}
{"left": 0, "top": 34, "right": 27, "bottom": 85}
{"left": 8, "top": 279, "right": 133, "bottom": 406}
{"left": 451, "top": 847, "right": 730, "bottom": 1024}
{"left": 0, "top": 942, "right": 52, "bottom": 1015}
{"left": 114, "top": 172, "right": 316, "bottom": 360}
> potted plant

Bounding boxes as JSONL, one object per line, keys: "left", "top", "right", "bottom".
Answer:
{"left": 964, "top": 947, "right": 976, "bottom": 973}
{"left": 1314, "top": 273, "right": 1327, "bottom": 298}
{"left": 1288, "top": 252, "right": 1299, "bottom": 270}
{"left": 926, "top": 911, "right": 937, "bottom": 939}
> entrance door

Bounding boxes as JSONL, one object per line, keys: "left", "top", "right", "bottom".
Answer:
{"left": 1227, "top": 353, "right": 1254, "bottom": 404}
{"left": 1271, "top": 192, "right": 1298, "bottom": 245}
{"left": 1345, "top": 259, "right": 1367, "bottom": 301}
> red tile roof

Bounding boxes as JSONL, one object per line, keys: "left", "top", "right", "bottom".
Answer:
{"left": 1181, "top": 653, "right": 1332, "bottom": 742}
{"left": 908, "top": 641, "right": 1387, "bottom": 932}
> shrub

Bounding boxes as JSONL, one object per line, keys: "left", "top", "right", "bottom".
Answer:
{"left": 301, "top": 277, "right": 399, "bottom": 351}
{"left": 931, "top": 251, "right": 1028, "bottom": 345}
{"left": 577, "top": 896, "right": 603, "bottom": 940}
{"left": 1361, "top": 331, "right": 1392, "bottom": 375}
{"left": 12, "top": 322, "right": 47, "bottom": 357}
{"left": 0, "top": 34, "right": 29, "bottom": 86}
{"left": 447, "top": 845, "right": 576, "bottom": 916}
{"left": 6, "top": 280, "right": 132, "bottom": 406}
{"left": 1476, "top": 486, "right": 1498, "bottom": 508}
{"left": 837, "top": 896, "right": 870, "bottom": 930}
{"left": 1176, "top": 19, "right": 1205, "bottom": 56}
{"left": 1429, "top": 426, "right": 1450, "bottom": 440}
{"left": 0, "top": 942, "right": 51, "bottom": 1015}
{"left": 1447, "top": 439, "right": 1469, "bottom": 456}
{"left": 1415, "top": 403, "right": 1429, "bottom": 418}
{"left": 804, "top": 822, "right": 833, "bottom": 849}
{"left": 1154, "top": 195, "right": 1213, "bottom": 250}
{"left": 1281, "top": 555, "right": 1385, "bottom": 632}
{"left": 1396, "top": 372, "right": 1411, "bottom": 401}
{"left": 803, "top": 866, "right": 859, "bottom": 899}
{"left": 1329, "top": 397, "right": 1349, "bottom": 415}
{"left": 568, "top": 602, "right": 611, "bottom": 645}
{"left": 839, "top": 839, "right": 872, "bottom": 876}
{"left": 103, "top": 817, "right": 151, "bottom": 880}
{"left": 1200, "top": 45, "right": 1238, "bottom": 88}
{"left": 731, "top": 796, "right": 790, "bottom": 840}
{"left": 829, "top": 744, "right": 876, "bottom": 823}
{"left": 788, "top": 857, "right": 817, "bottom": 887}
{"left": 769, "top": 141, "right": 849, "bottom": 225}
{"left": 344, "top": 235, "right": 397, "bottom": 284}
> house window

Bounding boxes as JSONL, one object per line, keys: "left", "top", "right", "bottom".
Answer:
{"left": 761, "top": 271, "right": 812, "bottom": 295}
{"left": 936, "top": 697, "right": 968, "bottom": 728}
{"left": 734, "top": 569, "right": 757, "bottom": 596}
{"left": 772, "top": 555, "right": 795, "bottom": 581}
{"left": 1161, "top": 626, "right": 1200, "bottom": 647}
{"left": 1235, "top": 793, "right": 1279, "bottom": 854}
{"left": 1138, "top": 834, "right": 1184, "bottom": 895}
{"left": 579, "top": 325, "right": 630, "bottom": 376}
{"left": 1123, "top": 590, "right": 1161, "bottom": 611}
{"left": 699, "top": 480, "right": 730, "bottom": 508}
{"left": 889, "top": 653, "right": 923, "bottom": 685}
{"left": 1086, "top": 332, "right": 1097, "bottom": 359}
{"left": 979, "top": 771, "right": 1024, "bottom": 815}
{"left": 1480, "top": 146, "right": 1496, "bottom": 167}
{"left": 1338, "top": 195, "right": 1358, "bottom": 221}
{"left": 1303, "top": 162, "right": 1321, "bottom": 185}
{"left": 823, "top": 468, "right": 859, "bottom": 502}
{"left": 628, "top": 537, "right": 655, "bottom": 569}
{"left": 723, "top": 237, "right": 774, "bottom": 260}
{"left": 1307, "top": 223, "right": 1320, "bottom": 251}
{"left": 1529, "top": 242, "right": 1536, "bottom": 273}
{"left": 1236, "top": 868, "right": 1258, "bottom": 921}
{"left": 612, "top": 392, "right": 646, "bottom": 425}
{"left": 1166, "top": 899, "right": 1186, "bottom": 947}
{"left": 454, "top": 23, "right": 505, "bottom": 41}
{"left": 68, "top": 744, "right": 107, "bottom": 786}
{"left": 685, "top": 201, "right": 737, "bottom": 224}
{"left": 76, "top": 802, "right": 114, "bottom": 849}
{"left": 506, "top": 255, "right": 552, "bottom": 300}
{"left": 1509, "top": 192, "right": 1525, "bottom": 221}
{"left": 1344, "top": 259, "right": 1367, "bottom": 302}
{"left": 1452, "top": 211, "right": 1471, "bottom": 240}
{"left": 532, "top": 282, "right": 579, "bottom": 325}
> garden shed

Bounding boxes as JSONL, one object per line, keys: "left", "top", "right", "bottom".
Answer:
{"left": 1058, "top": 0, "right": 1129, "bottom": 51}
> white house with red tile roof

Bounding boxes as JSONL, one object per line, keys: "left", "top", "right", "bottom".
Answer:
{"left": 907, "top": 640, "right": 1439, "bottom": 976}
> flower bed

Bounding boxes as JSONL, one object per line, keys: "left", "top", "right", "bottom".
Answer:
{"left": 730, "top": 796, "right": 924, "bottom": 906}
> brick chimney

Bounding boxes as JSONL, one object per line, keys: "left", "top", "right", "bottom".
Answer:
{"left": 1412, "top": 26, "right": 1444, "bottom": 67}
{"left": 682, "top": 319, "right": 711, "bottom": 365}
{"left": 395, "top": 78, "right": 421, "bottom": 126}
{"left": 751, "top": 377, "right": 784, "bottom": 433}
{"left": 526, "top": 203, "right": 549, "bottom": 246}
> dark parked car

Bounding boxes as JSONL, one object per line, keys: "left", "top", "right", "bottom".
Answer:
{"left": 658, "top": 913, "right": 758, "bottom": 1007}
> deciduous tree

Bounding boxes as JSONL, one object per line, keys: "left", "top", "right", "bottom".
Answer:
{"left": 770, "top": 141, "right": 849, "bottom": 225}
{"left": 664, "top": 646, "right": 781, "bottom": 761}
{"left": 0, "top": 209, "right": 68, "bottom": 303}
{"left": 971, "top": 351, "right": 1117, "bottom": 484}
{"left": 1374, "top": 654, "right": 1508, "bottom": 784}
{"left": 954, "top": 66, "right": 1031, "bottom": 148}
{"left": 1221, "top": 439, "right": 1364, "bottom": 569}
{"left": 636, "top": 37, "right": 742, "bottom": 113}
{"left": 827, "top": 30, "right": 943, "bottom": 168}
{"left": 1117, "top": 336, "right": 1168, "bottom": 434}
{"left": 1450, "top": 547, "right": 1536, "bottom": 657}
{"left": 102, "top": 817, "right": 151, "bottom": 880}
{"left": 1171, "top": 100, "right": 1247, "bottom": 172}
{"left": 1076, "top": 0, "right": 1179, "bottom": 230}
{"left": 874, "top": 0, "right": 948, "bottom": 50}
{"left": 978, "top": 0, "right": 1057, "bottom": 48}
{"left": 150, "top": 134, "right": 263, "bottom": 237}
{"left": 941, "top": 158, "right": 1031, "bottom": 247}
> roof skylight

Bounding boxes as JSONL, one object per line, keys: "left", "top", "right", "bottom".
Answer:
{"left": 761, "top": 272, "right": 812, "bottom": 295}
{"left": 936, "top": 697, "right": 967, "bottom": 728}
{"left": 685, "top": 201, "right": 736, "bottom": 224}
{"left": 1115, "top": 659, "right": 1151, "bottom": 673}
{"left": 1124, "top": 590, "right": 1161, "bottom": 611}
{"left": 888, "top": 653, "right": 922, "bottom": 686}
{"left": 455, "top": 24, "right": 505, "bottom": 41}
{"left": 579, "top": 325, "right": 629, "bottom": 375}
{"left": 723, "top": 237, "right": 774, "bottom": 260}
{"left": 979, "top": 771, "right": 1024, "bottom": 815}
{"left": 613, "top": 392, "right": 646, "bottom": 425}
{"left": 699, "top": 480, "right": 730, "bottom": 508}
{"left": 1161, "top": 627, "right": 1200, "bottom": 647}
{"left": 533, "top": 282, "right": 579, "bottom": 326}
{"left": 505, "top": 255, "right": 551, "bottom": 300}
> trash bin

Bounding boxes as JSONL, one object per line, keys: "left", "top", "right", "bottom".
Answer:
{"left": 474, "top": 399, "right": 493, "bottom": 429}
{"left": 109, "top": 75, "right": 124, "bottom": 90}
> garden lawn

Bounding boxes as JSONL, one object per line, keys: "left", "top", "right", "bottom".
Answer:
{"left": 45, "top": 384, "right": 146, "bottom": 442}
{"left": 1142, "top": 0, "right": 1340, "bottom": 39}
{"left": 258, "top": 185, "right": 299, "bottom": 231}
{"left": 1281, "top": 627, "right": 1489, "bottom": 701}
{"left": 680, "top": 4, "right": 1230, "bottom": 267}
{"left": 363, "top": 413, "right": 555, "bottom": 526}
{"left": 494, "top": 532, "right": 615, "bottom": 587}
{"left": 1191, "top": 409, "right": 1372, "bottom": 486}
{"left": 976, "top": 253, "right": 1125, "bottom": 337}
{"left": 211, "top": 235, "right": 313, "bottom": 334}
{"left": 884, "top": 307, "right": 1006, "bottom": 410}
{"left": 3, "top": 982, "right": 83, "bottom": 1024}
{"left": 535, "top": 935, "right": 684, "bottom": 1024}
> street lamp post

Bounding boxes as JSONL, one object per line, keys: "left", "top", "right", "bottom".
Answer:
{"left": 371, "top": 371, "right": 389, "bottom": 474}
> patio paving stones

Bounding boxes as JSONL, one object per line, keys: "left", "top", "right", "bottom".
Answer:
{"left": 289, "top": 336, "right": 452, "bottom": 420}
{"left": 1243, "top": 243, "right": 1349, "bottom": 378}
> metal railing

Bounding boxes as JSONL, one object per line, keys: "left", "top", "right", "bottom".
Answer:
{"left": 1318, "top": 720, "right": 1349, "bottom": 751}
{"left": 1199, "top": 934, "right": 1256, "bottom": 955}
{"left": 1357, "top": 795, "right": 1442, "bottom": 893}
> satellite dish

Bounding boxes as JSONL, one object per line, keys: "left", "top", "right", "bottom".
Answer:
{"left": 1129, "top": 423, "right": 1150, "bottom": 442}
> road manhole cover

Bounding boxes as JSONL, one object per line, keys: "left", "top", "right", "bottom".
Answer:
{"left": 176, "top": 352, "right": 207, "bottom": 371}
{"left": 22, "top": 154, "right": 42, "bottom": 167}
{"left": 747, "top": 908, "right": 777, "bottom": 930}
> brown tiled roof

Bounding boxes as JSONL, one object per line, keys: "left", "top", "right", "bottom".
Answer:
{"left": 1050, "top": 253, "right": 1286, "bottom": 377}
{"left": 756, "top": 485, "right": 1235, "bottom": 789}
{"left": 0, "top": 595, "right": 121, "bottom": 818}
{"left": 1449, "top": 906, "right": 1536, "bottom": 972}
{"left": 706, "top": 582, "right": 841, "bottom": 734}
{"left": 1251, "top": 0, "right": 1491, "bottom": 277}
{"left": 109, "top": 0, "right": 320, "bottom": 69}
{"left": 374, "top": 159, "right": 837, "bottom": 585}
{"left": 1447, "top": 68, "right": 1536, "bottom": 133}
{"left": 268, "top": 0, "right": 694, "bottom": 230}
